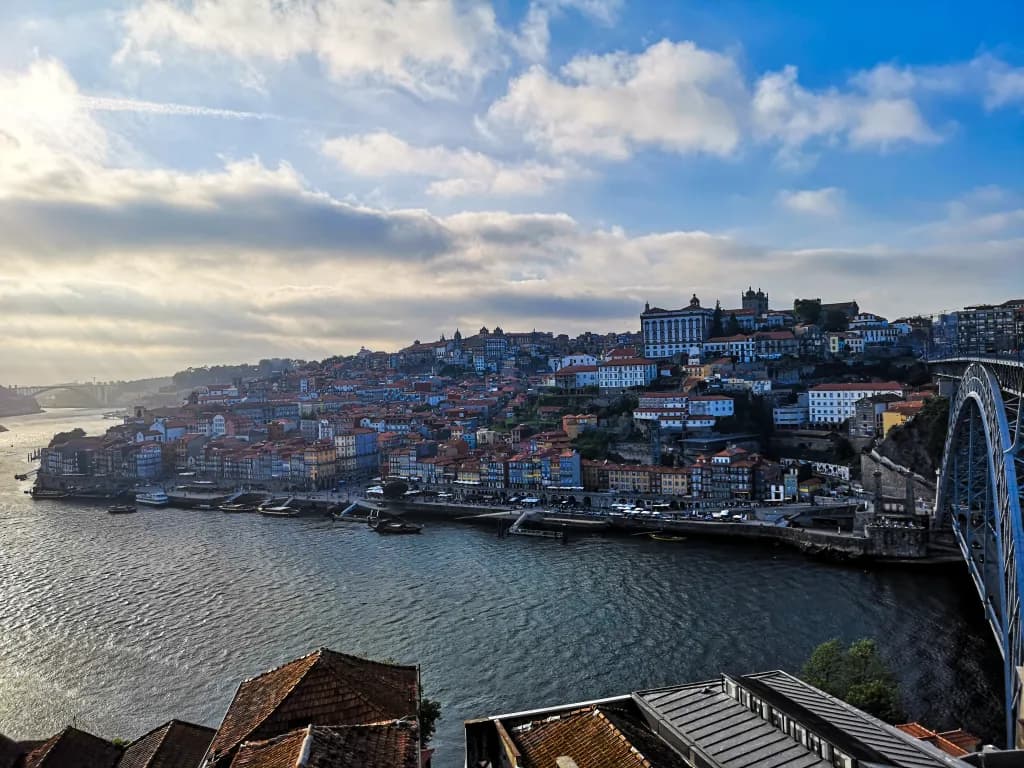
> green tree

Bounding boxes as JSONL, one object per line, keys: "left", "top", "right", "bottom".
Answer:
{"left": 727, "top": 313, "right": 741, "bottom": 336}
{"left": 710, "top": 303, "right": 724, "bottom": 337}
{"left": 419, "top": 696, "right": 442, "bottom": 745}
{"left": 382, "top": 479, "right": 409, "bottom": 499}
{"left": 801, "top": 638, "right": 905, "bottom": 722}
{"left": 793, "top": 299, "right": 822, "bottom": 325}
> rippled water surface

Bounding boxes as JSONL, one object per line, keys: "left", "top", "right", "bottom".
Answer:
{"left": 0, "top": 409, "right": 1006, "bottom": 765}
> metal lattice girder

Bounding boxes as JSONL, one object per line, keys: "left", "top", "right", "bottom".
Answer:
{"left": 936, "top": 362, "right": 1024, "bottom": 747}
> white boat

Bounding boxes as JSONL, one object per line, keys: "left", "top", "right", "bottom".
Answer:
{"left": 135, "top": 488, "right": 170, "bottom": 507}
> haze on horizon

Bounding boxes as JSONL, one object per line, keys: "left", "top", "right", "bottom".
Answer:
{"left": 2, "top": 0, "right": 1023, "bottom": 384}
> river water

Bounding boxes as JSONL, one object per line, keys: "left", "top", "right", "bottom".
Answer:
{"left": 0, "top": 409, "right": 1005, "bottom": 765}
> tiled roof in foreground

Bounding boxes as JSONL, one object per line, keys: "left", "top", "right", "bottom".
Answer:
{"left": 229, "top": 723, "right": 419, "bottom": 768}
{"left": 512, "top": 703, "right": 688, "bottom": 768}
{"left": 23, "top": 727, "right": 122, "bottom": 768}
{"left": 118, "top": 720, "right": 215, "bottom": 768}
{"left": 204, "top": 648, "right": 418, "bottom": 766}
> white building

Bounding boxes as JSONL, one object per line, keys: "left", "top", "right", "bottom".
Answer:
{"left": 633, "top": 408, "right": 687, "bottom": 430}
{"left": 808, "top": 381, "right": 905, "bottom": 425}
{"left": 702, "top": 334, "right": 755, "bottom": 362}
{"left": 597, "top": 358, "right": 658, "bottom": 391}
{"left": 550, "top": 353, "right": 598, "bottom": 372}
{"left": 638, "top": 391, "right": 688, "bottom": 410}
{"left": 687, "top": 395, "right": 735, "bottom": 418}
{"left": 773, "top": 404, "right": 809, "bottom": 429}
{"left": 641, "top": 295, "right": 715, "bottom": 359}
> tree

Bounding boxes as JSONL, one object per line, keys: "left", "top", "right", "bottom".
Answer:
{"left": 711, "top": 303, "right": 724, "bottom": 337}
{"left": 727, "top": 313, "right": 741, "bottom": 336}
{"left": 382, "top": 480, "right": 409, "bottom": 500}
{"left": 801, "top": 638, "right": 905, "bottom": 722}
{"left": 419, "top": 696, "right": 442, "bottom": 745}
{"left": 793, "top": 299, "right": 822, "bottom": 325}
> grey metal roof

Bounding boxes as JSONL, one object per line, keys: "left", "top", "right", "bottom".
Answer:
{"left": 636, "top": 682, "right": 831, "bottom": 768}
{"left": 744, "top": 671, "right": 969, "bottom": 768}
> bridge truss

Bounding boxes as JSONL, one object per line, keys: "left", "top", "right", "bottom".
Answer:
{"left": 934, "top": 358, "right": 1024, "bottom": 746}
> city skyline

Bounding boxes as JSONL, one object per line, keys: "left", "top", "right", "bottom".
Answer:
{"left": 4, "top": 0, "right": 1024, "bottom": 382}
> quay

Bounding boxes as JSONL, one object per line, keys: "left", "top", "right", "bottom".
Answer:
{"left": 25, "top": 479, "right": 957, "bottom": 564}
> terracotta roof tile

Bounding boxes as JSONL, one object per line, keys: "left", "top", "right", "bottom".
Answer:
{"left": 205, "top": 649, "right": 418, "bottom": 766}
{"left": 119, "top": 720, "right": 214, "bottom": 768}
{"left": 512, "top": 705, "right": 686, "bottom": 768}
{"left": 24, "top": 727, "right": 122, "bottom": 768}
{"left": 229, "top": 724, "right": 418, "bottom": 768}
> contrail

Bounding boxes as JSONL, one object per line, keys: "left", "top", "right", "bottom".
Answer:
{"left": 78, "top": 95, "right": 282, "bottom": 121}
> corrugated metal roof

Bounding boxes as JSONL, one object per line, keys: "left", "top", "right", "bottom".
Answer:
{"left": 636, "top": 683, "right": 831, "bottom": 768}
{"left": 744, "top": 671, "right": 968, "bottom": 768}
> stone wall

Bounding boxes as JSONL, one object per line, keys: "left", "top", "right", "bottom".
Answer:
{"left": 860, "top": 450, "right": 936, "bottom": 502}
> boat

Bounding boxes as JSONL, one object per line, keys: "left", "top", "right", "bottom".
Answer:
{"left": 107, "top": 504, "right": 137, "bottom": 514}
{"left": 135, "top": 488, "right": 170, "bottom": 507}
{"left": 260, "top": 505, "right": 299, "bottom": 518}
{"left": 370, "top": 518, "right": 423, "bottom": 534}
{"left": 221, "top": 502, "right": 259, "bottom": 513}
{"left": 30, "top": 488, "right": 70, "bottom": 499}
{"left": 649, "top": 533, "right": 687, "bottom": 542}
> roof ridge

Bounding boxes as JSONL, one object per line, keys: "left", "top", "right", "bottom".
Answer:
{"left": 240, "top": 647, "right": 323, "bottom": 684}
{"left": 146, "top": 721, "right": 175, "bottom": 768}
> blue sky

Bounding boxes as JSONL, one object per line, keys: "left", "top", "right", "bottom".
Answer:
{"left": 1, "top": 0, "right": 1023, "bottom": 381}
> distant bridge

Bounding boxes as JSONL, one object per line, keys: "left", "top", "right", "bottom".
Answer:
{"left": 931, "top": 354, "right": 1023, "bottom": 746}
{"left": 8, "top": 383, "right": 115, "bottom": 407}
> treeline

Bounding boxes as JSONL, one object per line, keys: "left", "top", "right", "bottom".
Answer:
{"left": 171, "top": 359, "right": 296, "bottom": 389}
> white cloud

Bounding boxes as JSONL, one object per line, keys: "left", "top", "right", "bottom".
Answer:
{"left": 778, "top": 187, "right": 844, "bottom": 216}
{"left": 78, "top": 94, "right": 281, "bottom": 121}
{"left": 3, "top": 57, "right": 1023, "bottom": 382}
{"left": 116, "top": 0, "right": 500, "bottom": 98}
{"left": 485, "top": 39, "right": 746, "bottom": 159}
{"left": 752, "top": 65, "right": 941, "bottom": 162}
{"left": 512, "top": 0, "right": 622, "bottom": 62}
{"left": 322, "top": 132, "right": 571, "bottom": 197}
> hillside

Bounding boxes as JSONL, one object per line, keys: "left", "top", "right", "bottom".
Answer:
{"left": 0, "top": 387, "right": 41, "bottom": 418}
{"left": 875, "top": 397, "right": 949, "bottom": 478}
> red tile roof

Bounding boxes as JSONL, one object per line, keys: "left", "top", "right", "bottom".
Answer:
{"left": 24, "top": 727, "right": 122, "bottom": 768}
{"left": 119, "top": 720, "right": 214, "bottom": 768}
{"left": 204, "top": 649, "right": 418, "bottom": 767}
{"left": 229, "top": 724, "right": 419, "bottom": 768}
{"left": 512, "top": 705, "right": 686, "bottom": 768}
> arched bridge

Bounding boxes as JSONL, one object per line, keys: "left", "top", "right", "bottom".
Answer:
{"left": 932, "top": 355, "right": 1024, "bottom": 746}
{"left": 11, "top": 384, "right": 112, "bottom": 407}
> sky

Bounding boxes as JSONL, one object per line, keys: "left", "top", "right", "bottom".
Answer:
{"left": 2, "top": 0, "right": 1023, "bottom": 383}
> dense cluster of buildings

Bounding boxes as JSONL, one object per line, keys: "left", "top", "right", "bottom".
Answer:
{"left": 33, "top": 292, "right": 1021, "bottom": 505}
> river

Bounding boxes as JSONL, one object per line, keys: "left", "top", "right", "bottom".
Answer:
{"left": 0, "top": 409, "right": 1005, "bottom": 765}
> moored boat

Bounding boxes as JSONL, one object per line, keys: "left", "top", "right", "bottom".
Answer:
{"left": 369, "top": 516, "right": 422, "bottom": 535}
{"left": 30, "top": 488, "right": 70, "bottom": 499}
{"left": 135, "top": 488, "right": 170, "bottom": 507}
{"left": 260, "top": 505, "right": 300, "bottom": 518}
{"left": 649, "top": 533, "right": 686, "bottom": 542}
{"left": 221, "top": 502, "right": 259, "bottom": 513}
{"left": 107, "top": 504, "right": 137, "bottom": 514}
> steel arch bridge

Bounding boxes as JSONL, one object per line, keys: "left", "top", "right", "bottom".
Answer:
{"left": 932, "top": 356, "right": 1024, "bottom": 746}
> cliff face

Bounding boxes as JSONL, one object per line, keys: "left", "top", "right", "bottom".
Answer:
{"left": 0, "top": 387, "right": 41, "bottom": 417}
{"left": 875, "top": 397, "right": 949, "bottom": 479}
